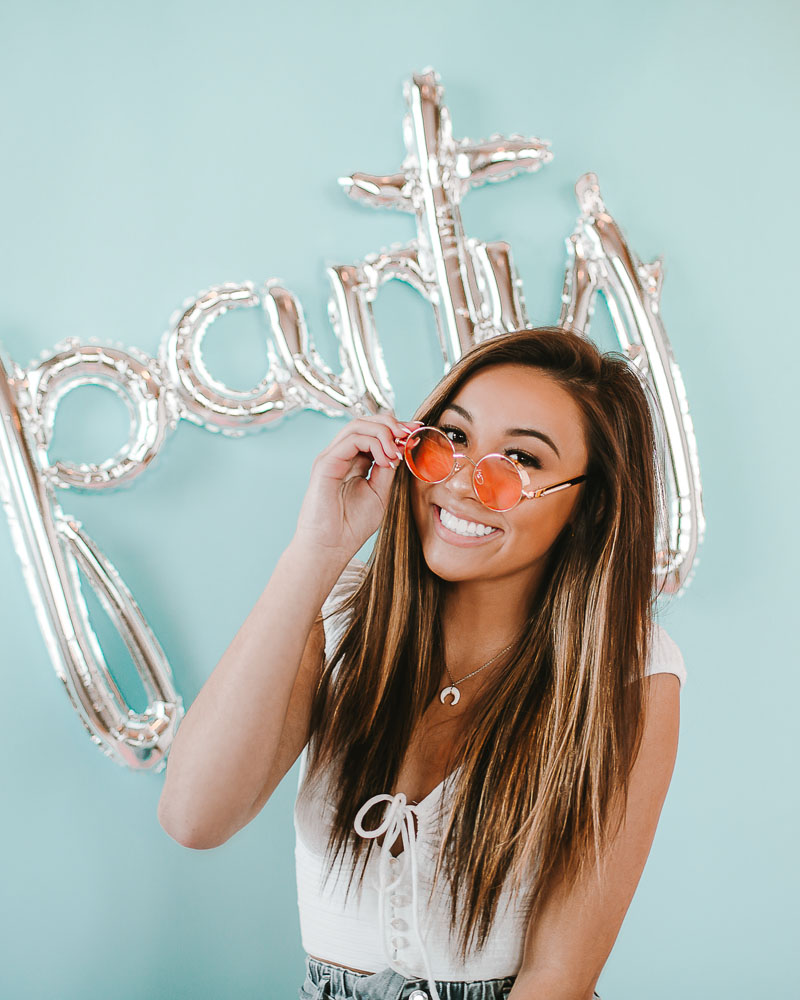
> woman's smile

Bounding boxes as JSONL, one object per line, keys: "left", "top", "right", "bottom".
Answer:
{"left": 431, "top": 503, "right": 503, "bottom": 546}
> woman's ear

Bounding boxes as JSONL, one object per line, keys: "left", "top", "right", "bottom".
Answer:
{"left": 589, "top": 480, "right": 607, "bottom": 526}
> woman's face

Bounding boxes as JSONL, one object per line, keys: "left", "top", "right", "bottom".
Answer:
{"left": 409, "top": 363, "right": 590, "bottom": 587}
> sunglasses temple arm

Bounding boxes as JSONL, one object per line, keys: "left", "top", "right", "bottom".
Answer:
{"left": 532, "top": 475, "right": 588, "bottom": 499}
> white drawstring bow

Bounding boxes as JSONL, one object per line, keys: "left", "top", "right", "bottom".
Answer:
{"left": 354, "top": 792, "right": 441, "bottom": 1000}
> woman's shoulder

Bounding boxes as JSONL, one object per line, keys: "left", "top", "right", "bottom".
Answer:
{"left": 321, "top": 556, "right": 368, "bottom": 612}
{"left": 320, "top": 556, "right": 368, "bottom": 658}
{"left": 645, "top": 621, "right": 687, "bottom": 690}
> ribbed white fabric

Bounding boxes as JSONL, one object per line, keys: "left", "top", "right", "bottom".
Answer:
{"left": 293, "top": 558, "right": 687, "bottom": 995}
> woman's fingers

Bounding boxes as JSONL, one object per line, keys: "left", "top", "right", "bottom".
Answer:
{"left": 350, "top": 416, "right": 407, "bottom": 458}
{"left": 336, "top": 432, "right": 398, "bottom": 468}
{"left": 324, "top": 413, "right": 419, "bottom": 465}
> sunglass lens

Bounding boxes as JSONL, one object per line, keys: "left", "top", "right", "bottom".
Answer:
{"left": 474, "top": 456, "right": 522, "bottom": 511}
{"left": 404, "top": 428, "right": 454, "bottom": 482}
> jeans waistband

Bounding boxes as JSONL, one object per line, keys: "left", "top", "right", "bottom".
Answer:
{"left": 301, "top": 954, "right": 517, "bottom": 1000}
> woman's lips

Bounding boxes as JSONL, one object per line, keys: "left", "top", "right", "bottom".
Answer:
{"left": 431, "top": 504, "right": 502, "bottom": 546}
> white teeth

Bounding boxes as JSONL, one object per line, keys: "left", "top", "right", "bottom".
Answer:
{"left": 438, "top": 505, "right": 497, "bottom": 537}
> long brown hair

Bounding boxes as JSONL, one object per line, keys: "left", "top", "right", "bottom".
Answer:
{"left": 305, "top": 326, "right": 668, "bottom": 962}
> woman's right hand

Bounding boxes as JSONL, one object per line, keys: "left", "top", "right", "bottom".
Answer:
{"left": 293, "top": 412, "right": 424, "bottom": 562}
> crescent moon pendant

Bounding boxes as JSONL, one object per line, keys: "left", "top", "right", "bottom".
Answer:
{"left": 439, "top": 686, "right": 460, "bottom": 705}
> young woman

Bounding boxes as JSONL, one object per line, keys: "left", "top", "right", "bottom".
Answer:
{"left": 158, "top": 327, "right": 686, "bottom": 1000}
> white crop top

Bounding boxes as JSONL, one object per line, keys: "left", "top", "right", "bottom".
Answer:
{"left": 293, "top": 559, "right": 687, "bottom": 1000}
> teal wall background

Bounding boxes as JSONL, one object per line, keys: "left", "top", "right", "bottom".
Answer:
{"left": 1, "top": 1, "right": 797, "bottom": 997}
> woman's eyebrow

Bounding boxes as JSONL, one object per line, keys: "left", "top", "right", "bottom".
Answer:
{"left": 442, "top": 403, "right": 561, "bottom": 458}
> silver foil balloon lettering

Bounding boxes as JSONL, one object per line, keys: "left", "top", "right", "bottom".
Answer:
{"left": 0, "top": 342, "right": 181, "bottom": 769}
{"left": 0, "top": 67, "right": 704, "bottom": 769}
{"left": 559, "top": 173, "right": 704, "bottom": 593}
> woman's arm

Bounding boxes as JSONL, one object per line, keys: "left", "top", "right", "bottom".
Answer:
{"left": 157, "top": 410, "right": 415, "bottom": 851}
{"left": 157, "top": 537, "right": 349, "bottom": 850}
{"left": 510, "top": 673, "right": 682, "bottom": 1000}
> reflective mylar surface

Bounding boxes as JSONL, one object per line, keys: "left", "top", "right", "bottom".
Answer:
{"left": 0, "top": 68, "right": 703, "bottom": 768}
{"left": 559, "top": 173, "right": 704, "bottom": 593}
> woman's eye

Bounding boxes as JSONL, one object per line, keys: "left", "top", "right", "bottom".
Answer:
{"left": 439, "top": 423, "right": 466, "bottom": 444}
{"left": 506, "top": 449, "right": 542, "bottom": 469}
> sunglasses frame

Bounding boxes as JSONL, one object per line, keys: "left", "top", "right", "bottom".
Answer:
{"left": 400, "top": 424, "right": 588, "bottom": 513}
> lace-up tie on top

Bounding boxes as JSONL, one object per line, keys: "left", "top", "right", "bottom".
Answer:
{"left": 353, "top": 792, "right": 442, "bottom": 1000}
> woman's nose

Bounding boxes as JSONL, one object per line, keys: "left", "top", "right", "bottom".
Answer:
{"left": 447, "top": 456, "right": 478, "bottom": 493}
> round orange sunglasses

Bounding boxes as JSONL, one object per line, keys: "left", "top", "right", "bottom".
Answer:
{"left": 399, "top": 425, "right": 587, "bottom": 513}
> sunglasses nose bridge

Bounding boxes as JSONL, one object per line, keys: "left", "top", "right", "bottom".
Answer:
{"left": 451, "top": 451, "right": 478, "bottom": 478}
{"left": 449, "top": 452, "right": 489, "bottom": 497}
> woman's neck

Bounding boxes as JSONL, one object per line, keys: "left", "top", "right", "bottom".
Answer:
{"left": 440, "top": 564, "right": 541, "bottom": 673}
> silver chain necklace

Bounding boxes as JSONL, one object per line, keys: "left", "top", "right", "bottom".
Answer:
{"left": 439, "top": 636, "right": 518, "bottom": 706}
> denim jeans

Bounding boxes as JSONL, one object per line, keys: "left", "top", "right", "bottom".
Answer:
{"left": 299, "top": 954, "right": 602, "bottom": 1000}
